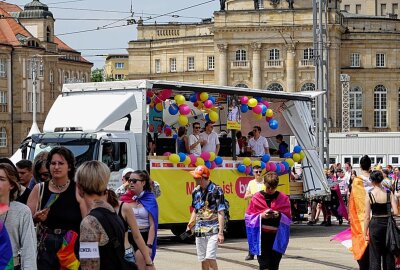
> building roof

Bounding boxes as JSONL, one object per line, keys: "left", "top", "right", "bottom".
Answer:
{"left": 53, "top": 36, "right": 77, "bottom": 53}
{"left": 106, "top": 54, "right": 129, "bottom": 60}
{"left": 0, "top": 6, "right": 33, "bottom": 46}
{"left": 0, "top": 2, "right": 23, "bottom": 13}
{"left": 19, "top": 0, "right": 54, "bottom": 20}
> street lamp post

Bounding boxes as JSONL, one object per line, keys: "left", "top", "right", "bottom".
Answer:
{"left": 27, "top": 56, "right": 43, "bottom": 136}
{"left": 340, "top": 74, "right": 350, "bottom": 133}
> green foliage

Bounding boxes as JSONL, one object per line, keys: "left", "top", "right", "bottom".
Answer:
{"left": 91, "top": 68, "right": 103, "bottom": 82}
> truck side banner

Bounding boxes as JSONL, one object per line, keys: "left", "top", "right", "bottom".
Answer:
{"left": 150, "top": 159, "right": 289, "bottom": 224}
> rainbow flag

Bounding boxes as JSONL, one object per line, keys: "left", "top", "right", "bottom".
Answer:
{"left": 0, "top": 204, "right": 13, "bottom": 270}
{"left": 57, "top": 230, "right": 80, "bottom": 270}
{"left": 44, "top": 193, "right": 60, "bottom": 208}
{"left": 331, "top": 228, "right": 352, "bottom": 251}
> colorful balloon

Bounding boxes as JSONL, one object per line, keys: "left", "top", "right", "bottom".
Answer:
{"left": 299, "top": 151, "right": 305, "bottom": 160}
{"left": 189, "top": 94, "right": 197, "bottom": 103}
{"left": 253, "top": 113, "right": 263, "bottom": 120}
{"left": 168, "top": 104, "right": 179, "bottom": 115}
{"left": 245, "top": 166, "right": 251, "bottom": 175}
{"left": 209, "top": 111, "right": 219, "bottom": 122}
{"left": 174, "top": 94, "right": 186, "bottom": 105}
{"left": 195, "top": 157, "right": 205, "bottom": 166}
{"left": 168, "top": 154, "right": 180, "bottom": 164}
{"left": 253, "top": 105, "right": 262, "bottom": 114}
{"left": 243, "top": 157, "right": 251, "bottom": 166}
{"left": 179, "top": 104, "right": 191, "bottom": 115}
{"left": 204, "top": 160, "right": 211, "bottom": 169}
{"left": 200, "top": 151, "right": 211, "bottom": 161}
{"left": 237, "top": 164, "right": 246, "bottom": 173}
{"left": 293, "top": 153, "right": 301, "bottom": 162}
{"left": 269, "top": 119, "right": 279, "bottom": 130}
{"left": 240, "top": 96, "right": 249, "bottom": 105}
{"left": 269, "top": 162, "right": 277, "bottom": 172}
{"left": 210, "top": 161, "right": 217, "bottom": 169}
{"left": 261, "top": 154, "right": 271, "bottom": 163}
{"left": 178, "top": 115, "right": 188, "bottom": 126}
{"left": 214, "top": 156, "right": 223, "bottom": 165}
{"left": 199, "top": 92, "right": 209, "bottom": 101}
{"left": 183, "top": 156, "right": 191, "bottom": 165}
{"left": 178, "top": 152, "right": 187, "bottom": 163}
{"left": 209, "top": 152, "right": 216, "bottom": 161}
{"left": 204, "top": 100, "right": 213, "bottom": 109}
{"left": 286, "top": 158, "right": 295, "bottom": 167}
{"left": 248, "top": 98, "right": 258, "bottom": 108}
{"left": 283, "top": 152, "right": 293, "bottom": 158}
{"left": 189, "top": 154, "right": 197, "bottom": 165}
{"left": 266, "top": 109, "right": 274, "bottom": 118}
{"left": 240, "top": 104, "right": 249, "bottom": 113}
{"left": 293, "top": 145, "right": 302, "bottom": 153}
{"left": 252, "top": 160, "right": 261, "bottom": 167}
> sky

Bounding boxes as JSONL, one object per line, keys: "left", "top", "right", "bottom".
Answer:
{"left": 10, "top": 0, "right": 218, "bottom": 68}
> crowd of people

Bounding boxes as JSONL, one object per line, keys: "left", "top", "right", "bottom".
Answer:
{"left": 0, "top": 146, "right": 158, "bottom": 270}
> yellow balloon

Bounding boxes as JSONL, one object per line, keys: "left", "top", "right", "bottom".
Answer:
{"left": 248, "top": 98, "right": 258, "bottom": 108}
{"left": 243, "top": 157, "right": 251, "bottom": 166}
{"left": 183, "top": 156, "right": 191, "bottom": 165}
{"left": 252, "top": 160, "right": 261, "bottom": 167}
{"left": 253, "top": 113, "right": 263, "bottom": 120}
{"left": 299, "top": 151, "right": 305, "bottom": 160}
{"left": 211, "top": 107, "right": 219, "bottom": 112}
{"left": 209, "top": 152, "right": 216, "bottom": 161}
{"left": 195, "top": 157, "right": 205, "bottom": 166}
{"left": 266, "top": 109, "right": 274, "bottom": 118}
{"left": 155, "top": 102, "right": 163, "bottom": 111}
{"left": 293, "top": 153, "right": 301, "bottom": 162}
{"left": 200, "top": 92, "right": 209, "bottom": 101}
{"left": 169, "top": 154, "right": 180, "bottom": 164}
{"left": 209, "top": 111, "right": 219, "bottom": 122}
{"left": 178, "top": 115, "right": 188, "bottom": 126}
{"left": 285, "top": 158, "right": 295, "bottom": 167}
{"left": 174, "top": 95, "right": 186, "bottom": 105}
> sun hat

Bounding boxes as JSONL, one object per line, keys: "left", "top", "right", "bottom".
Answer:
{"left": 190, "top": 165, "right": 210, "bottom": 179}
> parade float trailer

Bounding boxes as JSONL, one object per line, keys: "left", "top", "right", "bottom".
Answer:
{"left": 14, "top": 80, "right": 329, "bottom": 234}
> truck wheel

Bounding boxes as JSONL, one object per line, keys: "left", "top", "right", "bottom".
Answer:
{"left": 170, "top": 224, "right": 187, "bottom": 237}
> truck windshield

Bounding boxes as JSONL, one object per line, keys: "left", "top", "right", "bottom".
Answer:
{"left": 29, "top": 133, "right": 99, "bottom": 167}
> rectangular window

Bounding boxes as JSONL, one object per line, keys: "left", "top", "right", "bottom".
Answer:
{"left": 169, "top": 58, "right": 177, "bottom": 72}
{"left": 390, "top": 155, "right": 400, "bottom": 165}
{"left": 207, "top": 56, "right": 215, "bottom": 70}
{"left": 0, "top": 91, "right": 7, "bottom": 113}
{"left": 349, "top": 88, "right": 363, "bottom": 127}
{"left": 0, "top": 59, "right": 6, "bottom": 77}
{"left": 114, "top": 74, "right": 124, "bottom": 80}
{"left": 115, "top": 63, "right": 124, "bottom": 69}
{"left": 376, "top": 53, "right": 385, "bottom": 67}
{"left": 398, "top": 89, "right": 400, "bottom": 127}
{"left": 350, "top": 53, "right": 360, "bottom": 67}
{"left": 374, "top": 88, "right": 387, "bottom": 128}
{"left": 26, "top": 60, "right": 32, "bottom": 79}
{"left": 187, "top": 56, "right": 195, "bottom": 71}
{"left": 269, "top": 49, "right": 280, "bottom": 60}
{"left": 393, "top": 3, "right": 399, "bottom": 14}
{"left": 303, "top": 48, "right": 314, "bottom": 60}
{"left": 381, "top": 4, "right": 386, "bottom": 16}
{"left": 155, "top": 59, "right": 161, "bottom": 73}
{"left": 356, "top": 4, "right": 361, "bottom": 14}
{"left": 27, "top": 92, "right": 40, "bottom": 113}
{"left": 344, "top": 5, "right": 350, "bottom": 12}
{"left": 49, "top": 70, "right": 54, "bottom": 84}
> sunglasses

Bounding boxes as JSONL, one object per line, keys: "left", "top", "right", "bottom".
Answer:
{"left": 128, "top": 178, "right": 144, "bottom": 184}
{"left": 124, "top": 176, "right": 130, "bottom": 181}
{"left": 266, "top": 186, "right": 276, "bottom": 190}
{"left": 254, "top": 171, "right": 262, "bottom": 174}
{"left": 40, "top": 172, "right": 50, "bottom": 178}
{"left": 194, "top": 127, "right": 201, "bottom": 129}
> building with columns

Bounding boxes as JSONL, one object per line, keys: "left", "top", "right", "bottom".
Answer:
{"left": 0, "top": 0, "right": 92, "bottom": 157}
{"left": 128, "top": 0, "right": 400, "bottom": 134}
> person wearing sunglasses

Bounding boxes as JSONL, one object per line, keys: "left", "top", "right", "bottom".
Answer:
{"left": 246, "top": 172, "right": 291, "bottom": 270}
{"left": 243, "top": 165, "right": 266, "bottom": 260}
{"left": 189, "top": 122, "right": 205, "bottom": 157}
{"left": 32, "top": 151, "right": 50, "bottom": 184}
{"left": 115, "top": 168, "right": 134, "bottom": 198}
{"left": 121, "top": 170, "right": 159, "bottom": 270}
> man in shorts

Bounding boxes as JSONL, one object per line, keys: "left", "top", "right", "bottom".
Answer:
{"left": 187, "top": 165, "right": 226, "bottom": 270}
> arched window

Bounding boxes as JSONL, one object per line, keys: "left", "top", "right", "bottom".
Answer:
{"left": 266, "top": 83, "right": 283, "bottom": 92}
{"left": 349, "top": 86, "right": 363, "bottom": 127}
{"left": 0, "top": 127, "right": 7, "bottom": 147}
{"left": 235, "top": 49, "right": 247, "bottom": 61}
{"left": 301, "top": 83, "right": 316, "bottom": 121}
{"left": 46, "top": 26, "right": 51, "bottom": 42}
{"left": 64, "top": 71, "right": 70, "bottom": 83}
{"left": 235, "top": 84, "right": 248, "bottom": 88}
{"left": 269, "top": 49, "right": 280, "bottom": 60}
{"left": 374, "top": 85, "right": 387, "bottom": 128}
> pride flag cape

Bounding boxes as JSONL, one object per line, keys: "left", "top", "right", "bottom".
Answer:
{"left": 331, "top": 185, "right": 348, "bottom": 220}
{"left": 137, "top": 191, "right": 159, "bottom": 260}
{"left": 349, "top": 176, "right": 368, "bottom": 260}
{"left": 331, "top": 228, "right": 352, "bottom": 251}
{"left": 0, "top": 204, "right": 13, "bottom": 270}
{"left": 245, "top": 192, "right": 291, "bottom": 256}
{"left": 56, "top": 230, "right": 80, "bottom": 270}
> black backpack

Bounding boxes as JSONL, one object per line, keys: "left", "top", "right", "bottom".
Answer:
{"left": 89, "top": 207, "right": 137, "bottom": 270}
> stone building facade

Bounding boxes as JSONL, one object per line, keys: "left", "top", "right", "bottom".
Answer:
{"left": 104, "top": 54, "right": 129, "bottom": 81}
{"left": 128, "top": 0, "right": 400, "bottom": 133}
{"left": 0, "top": 0, "right": 92, "bottom": 157}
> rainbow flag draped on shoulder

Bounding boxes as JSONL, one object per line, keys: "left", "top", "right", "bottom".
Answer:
{"left": 57, "top": 230, "right": 80, "bottom": 270}
{"left": 245, "top": 192, "right": 291, "bottom": 256}
{"left": 0, "top": 204, "right": 13, "bottom": 270}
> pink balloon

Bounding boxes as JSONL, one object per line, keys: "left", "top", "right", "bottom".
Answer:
{"left": 253, "top": 105, "right": 262, "bottom": 114}
{"left": 163, "top": 152, "right": 171, "bottom": 156}
{"left": 189, "top": 154, "right": 197, "bottom": 164}
{"left": 147, "top": 91, "right": 154, "bottom": 97}
{"left": 179, "top": 104, "right": 191, "bottom": 115}
{"left": 240, "top": 96, "right": 249, "bottom": 105}
{"left": 160, "top": 89, "right": 173, "bottom": 100}
{"left": 279, "top": 163, "right": 286, "bottom": 172}
{"left": 210, "top": 161, "right": 216, "bottom": 169}
{"left": 204, "top": 100, "right": 213, "bottom": 109}
{"left": 265, "top": 162, "right": 271, "bottom": 172}
{"left": 261, "top": 100, "right": 270, "bottom": 108}
{"left": 164, "top": 127, "right": 172, "bottom": 136}
{"left": 200, "top": 151, "right": 211, "bottom": 161}
{"left": 269, "top": 162, "right": 277, "bottom": 172}
{"left": 152, "top": 95, "right": 162, "bottom": 104}
{"left": 245, "top": 166, "right": 251, "bottom": 175}
{"left": 265, "top": 116, "right": 273, "bottom": 122}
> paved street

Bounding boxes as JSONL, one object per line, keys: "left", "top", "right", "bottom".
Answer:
{"left": 155, "top": 222, "right": 358, "bottom": 270}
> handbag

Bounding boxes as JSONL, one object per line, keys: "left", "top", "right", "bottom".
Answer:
{"left": 35, "top": 183, "right": 47, "bottom": 253}
{"left": 385, "top": 192, "right": 400, "bottom": 256}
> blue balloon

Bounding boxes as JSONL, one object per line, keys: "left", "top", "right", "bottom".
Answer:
{"left": 208, "top": 96, "right": 216, "bottom": 104}
{"left": 237, "top": 164, "right": 246, "bottom": 173}
{"left": 269, "top": 119, "right": 279, "bottom": 130}
{"left": 254, "top": 96, "right": 262, "bottom": 102}
{"left": 293, "top": 145, "right": 302, "bottom": 153}
{"left": 189, "top": 94, "right": 197, "bottom": 103}
{"left": 275, "top": 163, "right": 281, "bottom": 173}
{"left": 205, "top": 160, "right": 211, "bottom": 168}
{"left": 260, "top": 161, "right": 266, "bottom": 170}
{"left": 172, "top": 134, "right": 178, "bottom": 139}
{"left": 282, "top": 161, "right": 290, "bottom": 171}
{"left": 240, "top": 104, "right": 249, "bottom": 113}
{"left": 283, "top": 152, "right": 293, "bottom": 158}
{"left": 249, "top": 167, "right": 254, "bottom": 176}
{"left": 214, "top": 156, "right": 223, "bottom": 165}
{"left": 205, "top": 114, "right": 210, "bottom": 122}
{"left": 260, "top": 104, "right": 267, "bottom": 115}
{"left": 261, "top": 154, "right": 271, "bottom": 163}
{"left": 146, "top": 96, "right": 151, "bottom": 104}
{"left": 168, "top": 104, "right": 179, "bottom": 115}
{"left": 178, "top": 152, "right": 187, "bottom": 162}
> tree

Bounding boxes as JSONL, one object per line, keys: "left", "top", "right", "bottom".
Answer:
{"left": 91, "top": 68, "right": 103, "bottom": 82}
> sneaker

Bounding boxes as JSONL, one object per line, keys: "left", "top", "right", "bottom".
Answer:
{"left": 245, "top": 255, "right": 254, "bottom": 261}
